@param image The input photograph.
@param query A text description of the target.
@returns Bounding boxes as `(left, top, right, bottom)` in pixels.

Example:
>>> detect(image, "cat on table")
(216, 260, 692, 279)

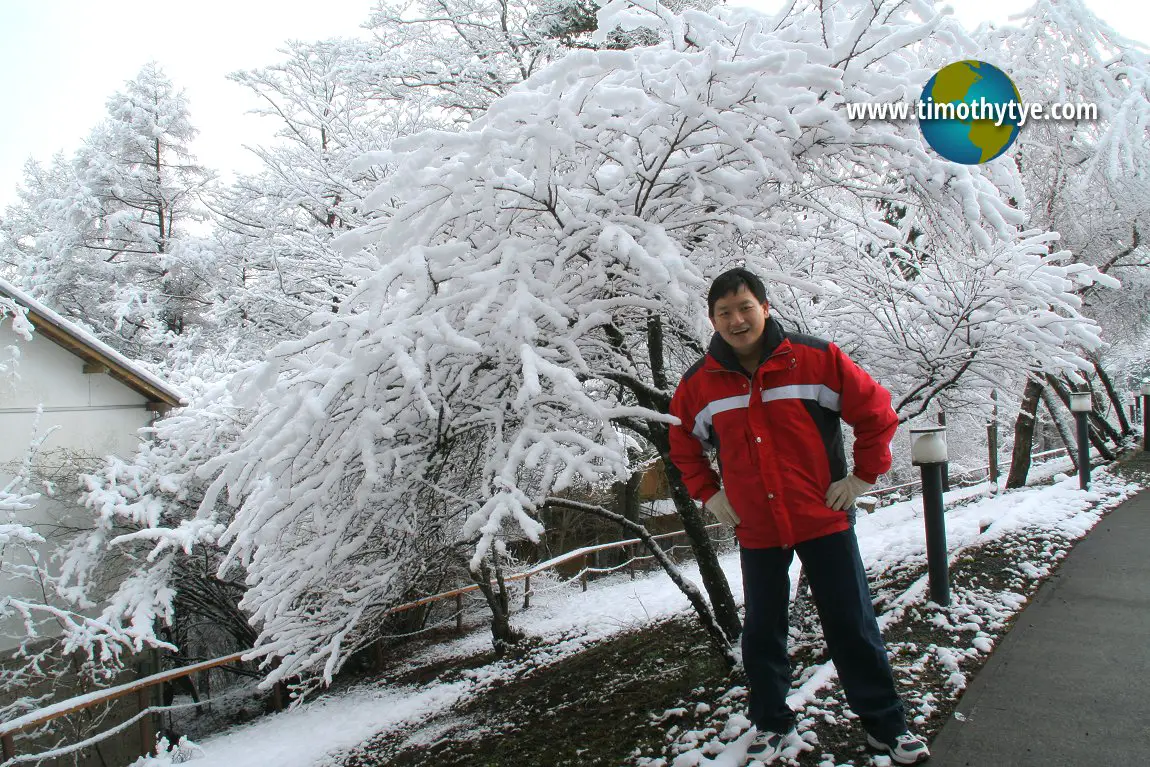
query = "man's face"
(710, 286, 769, 355)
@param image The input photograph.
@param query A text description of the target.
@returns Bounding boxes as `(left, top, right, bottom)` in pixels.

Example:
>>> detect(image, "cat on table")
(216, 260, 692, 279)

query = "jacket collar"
(708, 316, 786, 374)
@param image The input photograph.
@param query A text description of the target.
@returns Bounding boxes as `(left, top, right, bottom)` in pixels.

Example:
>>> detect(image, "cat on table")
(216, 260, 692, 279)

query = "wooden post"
(522, 575, 531, 609)
(2, 733, 16, 761)
(938, 411, 950, 492)
(272, 681, 287, 712)
(627, 544, 635, 580)
(201, 666, 212, 714)
(455, 593, 464, 633)
(137, 687, 154, 757)
(580, 554, 589, 592)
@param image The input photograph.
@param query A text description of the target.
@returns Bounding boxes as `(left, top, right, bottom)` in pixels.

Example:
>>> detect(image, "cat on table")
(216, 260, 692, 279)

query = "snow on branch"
(133, 0, 1126, 687)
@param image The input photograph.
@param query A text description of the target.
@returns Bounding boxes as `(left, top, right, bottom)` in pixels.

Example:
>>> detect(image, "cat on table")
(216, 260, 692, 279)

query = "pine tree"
(2, 63, 213, 361)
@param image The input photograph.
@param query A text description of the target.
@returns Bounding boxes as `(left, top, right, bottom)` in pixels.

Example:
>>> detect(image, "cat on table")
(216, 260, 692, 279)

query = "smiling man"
(667, 268, 929, 765)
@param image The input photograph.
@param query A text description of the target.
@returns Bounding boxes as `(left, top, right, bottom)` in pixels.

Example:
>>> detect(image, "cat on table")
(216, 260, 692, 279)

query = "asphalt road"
(928, 458, 1150, 766)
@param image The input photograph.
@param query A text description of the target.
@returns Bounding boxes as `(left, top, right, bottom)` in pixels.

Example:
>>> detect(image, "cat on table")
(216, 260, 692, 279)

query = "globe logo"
(918, 60, 1023, 164)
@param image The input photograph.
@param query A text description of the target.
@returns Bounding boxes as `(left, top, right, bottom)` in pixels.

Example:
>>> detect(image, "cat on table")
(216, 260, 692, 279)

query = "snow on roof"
(0, 277, 186, 407)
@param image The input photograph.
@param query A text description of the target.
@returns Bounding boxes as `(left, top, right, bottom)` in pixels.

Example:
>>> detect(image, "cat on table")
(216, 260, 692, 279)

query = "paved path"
(928, 460, 1150, 766)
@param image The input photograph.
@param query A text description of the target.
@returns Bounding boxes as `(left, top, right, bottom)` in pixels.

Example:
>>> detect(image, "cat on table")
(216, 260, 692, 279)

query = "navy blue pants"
(740, 527, 906, 741)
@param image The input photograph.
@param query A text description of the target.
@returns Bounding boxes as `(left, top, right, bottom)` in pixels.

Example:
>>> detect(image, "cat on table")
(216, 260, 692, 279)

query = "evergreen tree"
(1, 63, 214, 361)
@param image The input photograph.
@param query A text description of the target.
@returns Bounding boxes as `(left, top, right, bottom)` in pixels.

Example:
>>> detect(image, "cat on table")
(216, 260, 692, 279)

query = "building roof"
(0, 277, 186, 408)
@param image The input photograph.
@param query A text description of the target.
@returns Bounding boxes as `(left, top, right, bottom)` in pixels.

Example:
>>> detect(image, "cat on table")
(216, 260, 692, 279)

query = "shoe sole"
(865, 733, 930, 764)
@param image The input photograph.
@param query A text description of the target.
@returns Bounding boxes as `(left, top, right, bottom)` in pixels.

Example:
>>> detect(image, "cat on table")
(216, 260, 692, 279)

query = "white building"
(0, 278, 184, 652)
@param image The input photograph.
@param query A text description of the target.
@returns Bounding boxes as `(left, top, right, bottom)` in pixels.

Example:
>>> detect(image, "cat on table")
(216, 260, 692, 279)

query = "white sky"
(0, 0, 374, 206)
(0, 0, 1141, 209)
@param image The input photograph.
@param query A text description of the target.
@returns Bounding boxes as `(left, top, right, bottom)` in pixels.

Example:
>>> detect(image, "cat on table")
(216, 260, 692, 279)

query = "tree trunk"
(1086, 410, 1120, 457)
(988, 389, 1000, 490)
(613, 468, 644, 566)
(1039, 385, 1078, 471)
(545, 497, 737, 665)
(472, 556, 522, 656)
(1006, 377, 1044, 488)
(638, 314, 741, 642)
(1045, 375, 1119, 461)
(1094, 359, 1133, 436)
(1087, 421, 1117, 462)
(647, 424, 741, 642)
(624, 469, 643, 525)
(937, 411, 950, 491)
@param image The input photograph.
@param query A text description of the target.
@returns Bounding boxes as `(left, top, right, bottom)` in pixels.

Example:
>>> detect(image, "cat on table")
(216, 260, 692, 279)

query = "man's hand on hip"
(705, 489, 740, 526)
(825, 474, 874, 511)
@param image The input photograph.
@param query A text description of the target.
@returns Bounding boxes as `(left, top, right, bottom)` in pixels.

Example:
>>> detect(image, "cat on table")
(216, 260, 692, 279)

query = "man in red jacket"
(668, 268, 929, 765)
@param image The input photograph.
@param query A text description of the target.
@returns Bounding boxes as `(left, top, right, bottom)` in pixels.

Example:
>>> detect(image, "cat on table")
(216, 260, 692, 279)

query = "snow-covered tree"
(0, 463, 50, 724)
(64, 388, 250, 659)
(974, 0, 1150, 484)
(206, 0, 698, 350)
(1, 63, 214, 362)
(0, 153, 72, 279)
(151, 0, 1111, 688)
(46, 0, 1129, 697)
(202, 38, 434, 352)
(364, 0, 623, 122)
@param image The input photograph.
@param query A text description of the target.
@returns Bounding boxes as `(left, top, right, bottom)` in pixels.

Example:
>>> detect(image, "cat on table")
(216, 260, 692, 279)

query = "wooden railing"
(386, 523, 721, 617)
(0, 524, 720, 763)
(866, 447, 1068, 504)
(1, 652, 246, 763)
(1, 447, 1073, 762)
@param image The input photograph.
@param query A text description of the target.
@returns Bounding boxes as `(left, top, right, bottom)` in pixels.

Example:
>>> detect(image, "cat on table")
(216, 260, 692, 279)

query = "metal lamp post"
(1142, 381, 1150, 451)
(1069, 391, 1092, 490)
(911, 426, 949, 606)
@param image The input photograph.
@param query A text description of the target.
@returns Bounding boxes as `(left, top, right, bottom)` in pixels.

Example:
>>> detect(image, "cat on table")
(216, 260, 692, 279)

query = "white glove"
(704, 489, 741, 526)
(825, 474, 874, 511)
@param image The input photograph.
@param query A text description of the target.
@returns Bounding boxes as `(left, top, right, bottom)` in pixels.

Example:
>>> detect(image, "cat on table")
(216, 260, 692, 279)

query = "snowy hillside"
(132, 462, 1141, 767)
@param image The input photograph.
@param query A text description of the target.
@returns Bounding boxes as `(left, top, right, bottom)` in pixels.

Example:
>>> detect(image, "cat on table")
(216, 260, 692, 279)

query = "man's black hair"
(707, 267, 767, 316)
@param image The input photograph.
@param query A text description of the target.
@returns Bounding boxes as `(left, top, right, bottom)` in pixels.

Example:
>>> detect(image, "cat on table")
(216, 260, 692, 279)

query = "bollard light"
(1142, 382, 1150, 451)
(1069, 391, 1092, 412)
(910, 426, 948, 465)
(1070, 390, 1091, 490)
(911, 426, 950, 606)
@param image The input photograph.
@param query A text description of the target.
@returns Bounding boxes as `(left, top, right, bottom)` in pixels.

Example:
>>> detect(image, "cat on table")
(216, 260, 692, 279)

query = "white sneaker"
(745, 727, 794, 764)
(866, 730, 931, 764)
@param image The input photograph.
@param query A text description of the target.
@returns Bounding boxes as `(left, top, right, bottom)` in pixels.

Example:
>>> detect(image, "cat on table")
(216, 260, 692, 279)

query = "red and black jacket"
(668, 318, 898, 549)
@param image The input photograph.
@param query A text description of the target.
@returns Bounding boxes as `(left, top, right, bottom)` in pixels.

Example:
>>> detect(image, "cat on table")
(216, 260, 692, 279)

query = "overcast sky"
(0, 0, 374, 206)
(0, 0, 1140, 209)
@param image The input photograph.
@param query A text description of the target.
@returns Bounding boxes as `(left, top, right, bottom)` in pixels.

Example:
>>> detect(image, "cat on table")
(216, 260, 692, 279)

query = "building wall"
(1, 322, 155, 652)
(0, 323, 153, 465)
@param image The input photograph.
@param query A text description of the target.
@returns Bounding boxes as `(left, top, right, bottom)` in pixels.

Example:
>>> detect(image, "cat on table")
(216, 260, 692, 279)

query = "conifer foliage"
(1, 63, 212, 361)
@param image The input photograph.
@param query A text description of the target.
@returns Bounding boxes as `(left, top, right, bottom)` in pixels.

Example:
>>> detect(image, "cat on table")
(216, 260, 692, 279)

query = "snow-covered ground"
(132, 460, 1141, 767)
